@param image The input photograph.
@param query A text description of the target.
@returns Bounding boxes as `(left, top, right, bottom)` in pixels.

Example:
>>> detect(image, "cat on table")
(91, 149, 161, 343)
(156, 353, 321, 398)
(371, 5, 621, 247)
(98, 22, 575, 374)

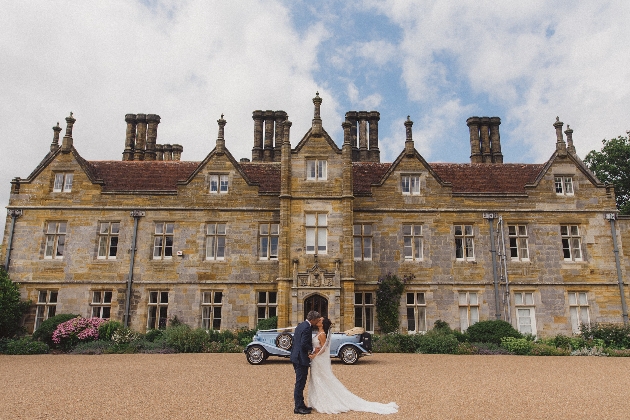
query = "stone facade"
(2, 96, 629, 337)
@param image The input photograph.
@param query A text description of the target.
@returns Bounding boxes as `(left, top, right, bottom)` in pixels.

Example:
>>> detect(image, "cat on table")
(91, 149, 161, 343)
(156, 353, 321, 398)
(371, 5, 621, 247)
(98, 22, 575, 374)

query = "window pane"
(92, 307, 100, 318)
(455, 225, 462, 236)
(355, 293, 363, 305)
(407, 307, 415, 331)
(270, 237, 278, 258)
(317, 229, 327, 252)
(93, 291, 102, 304)
(109, 237, 118, 257)
(568, 292, 577, 305)
(150, 291, 158, 303)
(578, 293, 588, 305)
(363, 225, 372, 235)
(268, 292, 277, 304)
(64, 173, 73, 191)
(102, 307, 110, 319)
(260, 237, 269, 258)
(518, 225, 527, 236)
(508, 225, 516, 236)
(164, 236, 173, 257)
(214, 292, 222, 304)
(470, 306, 479, 324)
(417, 293, 425, 305)
(48, 306, 57, 318)
(318, 214, 327, 226)
(270, 224, 279, 235)
(354, 237, 362, 259)
(98, 236, 108, 257)
(355, 307, 363, 328)
(207, 224, 216, 235)
(216, 237, 225, 258)
(260, 224, 268, 235)
(49, 291, 58, 303)
(111, 223, 120, 234)
(364, 293, 373, 305)
(515, 293, 523, 305)
(207, 237, 215, 258)
(306, 214, 315, 226)
(165, 223, 174, 234)
(54, 173, 64, 191)
(525, 293, 534, 305)
(417, 307, 426, 331)
(155, 223, 164, 234)
(403, 225, 411, 235)
(364, 238, 372, 259)
(560, 225, 568, 236)
(570, 225, 579, 236)
(160, 292, 168, 303)
(217, 224, 226, 235)
(406, 293, 414, 305)
(258, 292, 266, 304)
(459, 293, 467, 305)
(268, 307, 277, 318)
(56, 236, 65, 257)
(469, 293, 478, 305)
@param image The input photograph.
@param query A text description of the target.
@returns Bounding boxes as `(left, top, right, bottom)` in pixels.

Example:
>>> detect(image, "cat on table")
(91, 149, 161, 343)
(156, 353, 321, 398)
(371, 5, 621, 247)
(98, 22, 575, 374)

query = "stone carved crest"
(295, 260, 335, 287)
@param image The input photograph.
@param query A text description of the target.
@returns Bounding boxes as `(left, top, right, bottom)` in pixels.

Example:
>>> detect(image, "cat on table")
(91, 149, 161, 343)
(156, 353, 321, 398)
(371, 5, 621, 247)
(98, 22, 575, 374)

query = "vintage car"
(244, 327, 372, 365)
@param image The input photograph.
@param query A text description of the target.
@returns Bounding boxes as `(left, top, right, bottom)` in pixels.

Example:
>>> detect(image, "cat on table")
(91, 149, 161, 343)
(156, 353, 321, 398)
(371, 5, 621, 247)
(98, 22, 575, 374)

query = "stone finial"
(565, 124, 575, 154)
(404, 116, 414, 156)
(312, 92, 323, 135)
(51, 122, 62, 152)
(554, 116, 566, 155)
(216, 114, 226, 154)
(61, 112, 76, 153)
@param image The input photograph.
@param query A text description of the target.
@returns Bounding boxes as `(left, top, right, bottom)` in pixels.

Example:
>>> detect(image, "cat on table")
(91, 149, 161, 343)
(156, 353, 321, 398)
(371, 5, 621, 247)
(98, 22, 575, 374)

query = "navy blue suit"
(291, 320, 313, 410)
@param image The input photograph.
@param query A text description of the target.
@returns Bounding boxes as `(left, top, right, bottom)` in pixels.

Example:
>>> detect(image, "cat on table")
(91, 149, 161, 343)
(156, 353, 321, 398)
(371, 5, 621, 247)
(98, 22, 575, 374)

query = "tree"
(584, 135, 630, 215)
(0, 268, 31, 338)
(375, 273, 405, 334)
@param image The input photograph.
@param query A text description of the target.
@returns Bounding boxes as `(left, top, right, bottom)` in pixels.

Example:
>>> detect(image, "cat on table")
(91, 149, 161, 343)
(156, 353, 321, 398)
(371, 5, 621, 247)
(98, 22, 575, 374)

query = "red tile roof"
(84, 160, 544, 195)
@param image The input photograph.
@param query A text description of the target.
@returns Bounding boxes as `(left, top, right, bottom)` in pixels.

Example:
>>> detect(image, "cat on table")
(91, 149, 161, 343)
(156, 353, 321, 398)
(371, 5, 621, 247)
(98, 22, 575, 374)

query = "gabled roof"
(352, 162, 391, 195)
(239, 162, 281, 194)
(431, 163, 544, 194)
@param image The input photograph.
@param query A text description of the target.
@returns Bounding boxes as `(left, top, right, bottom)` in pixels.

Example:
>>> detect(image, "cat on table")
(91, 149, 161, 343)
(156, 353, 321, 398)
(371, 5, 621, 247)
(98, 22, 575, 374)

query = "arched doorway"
(304, 294, 328, 319)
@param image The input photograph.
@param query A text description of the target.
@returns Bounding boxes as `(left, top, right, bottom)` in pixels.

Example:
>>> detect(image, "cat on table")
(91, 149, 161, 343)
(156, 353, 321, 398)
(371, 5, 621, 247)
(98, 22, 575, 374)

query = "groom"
(290, 310, 320, 415)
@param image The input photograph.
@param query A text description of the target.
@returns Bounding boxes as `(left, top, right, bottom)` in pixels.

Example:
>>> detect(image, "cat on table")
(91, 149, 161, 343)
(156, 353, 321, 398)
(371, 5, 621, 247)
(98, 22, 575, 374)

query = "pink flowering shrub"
(52, 316, 107, 351)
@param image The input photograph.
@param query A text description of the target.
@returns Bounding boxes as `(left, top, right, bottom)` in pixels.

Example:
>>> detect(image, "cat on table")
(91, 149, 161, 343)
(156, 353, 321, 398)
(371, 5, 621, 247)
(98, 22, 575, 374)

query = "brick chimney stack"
(61, 112, 75, 153)
(145, 114, 160, 161)
(50, 122, 62, 153)
(467, 116, 503, 163)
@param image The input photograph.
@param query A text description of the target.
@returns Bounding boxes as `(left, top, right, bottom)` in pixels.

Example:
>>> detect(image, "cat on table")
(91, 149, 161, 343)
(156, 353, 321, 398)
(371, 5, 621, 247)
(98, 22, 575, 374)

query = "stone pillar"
(263, 110, 275, 162)
(467, 117, 482, 163)
(312, 92, 323, 136)
(123, 114, 137, 161)
(274, 111, 287, 162)
(404, 116, 414, 156)
(50, 122, 62, 152)
(172, 144, 183, 161)
(252, 110, 264, 162)
(134, 113, 147, 161)
(61, 112, 75, 153)
(480, 117, 491, 163)
(216, 114, 226, 155)
(163, 144, 173, 161)
(145, 114, 160, 161)
(489, 117, 503, 163)
(565, 125, 575, 154)
(358, 111, 368, 161)
(368, 111, 380, 162)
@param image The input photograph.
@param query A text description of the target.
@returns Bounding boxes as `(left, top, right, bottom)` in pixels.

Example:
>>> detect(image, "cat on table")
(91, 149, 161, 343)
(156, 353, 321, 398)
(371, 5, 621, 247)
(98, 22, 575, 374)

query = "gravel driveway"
(1, 353, 629, 419)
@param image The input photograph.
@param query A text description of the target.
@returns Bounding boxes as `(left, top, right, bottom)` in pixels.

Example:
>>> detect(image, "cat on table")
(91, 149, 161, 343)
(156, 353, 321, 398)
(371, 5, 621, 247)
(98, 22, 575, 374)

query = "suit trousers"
(293, 363, 310, 409)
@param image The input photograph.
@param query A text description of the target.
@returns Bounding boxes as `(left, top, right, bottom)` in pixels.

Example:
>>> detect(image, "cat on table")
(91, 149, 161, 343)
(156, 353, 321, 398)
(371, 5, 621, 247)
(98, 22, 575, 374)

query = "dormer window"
(555, 176, 573, 195)
(306, 160, 327, 181)
(210, 175, 229, 193)
(401, 175, 420, 195)
(53, 173, 73, 192)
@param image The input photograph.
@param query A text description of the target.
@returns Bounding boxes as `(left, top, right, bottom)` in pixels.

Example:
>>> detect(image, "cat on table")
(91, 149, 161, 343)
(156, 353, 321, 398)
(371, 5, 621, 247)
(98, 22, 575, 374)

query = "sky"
(1, 0, 630, 242)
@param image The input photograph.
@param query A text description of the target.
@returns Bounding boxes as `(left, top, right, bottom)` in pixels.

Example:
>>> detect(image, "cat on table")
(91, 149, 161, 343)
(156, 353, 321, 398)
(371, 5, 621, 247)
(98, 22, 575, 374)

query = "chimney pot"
(565, 124, 575, 154)
(163, 144, 173, 161)
(467, 116, 482, 163)
(134, 114, 147, 161)
(51, 122, 62, 152)
(155, 144, 164, 161)
(404, 116, 414, 156)
(123, 114, 137, 161)
(172, 144, 183, 161)
(216, 114, 226, 154)
(145, 114, 160, 161)
(554, 117, 567, 155)
(489, 117, 502, 163)
(252, 110, 264, 162)
(61, 112, 75, 153)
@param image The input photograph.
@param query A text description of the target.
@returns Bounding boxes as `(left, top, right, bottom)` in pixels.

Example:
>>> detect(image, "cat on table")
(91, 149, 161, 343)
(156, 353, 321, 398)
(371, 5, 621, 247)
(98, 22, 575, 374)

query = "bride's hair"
(322, 317, 333, 335)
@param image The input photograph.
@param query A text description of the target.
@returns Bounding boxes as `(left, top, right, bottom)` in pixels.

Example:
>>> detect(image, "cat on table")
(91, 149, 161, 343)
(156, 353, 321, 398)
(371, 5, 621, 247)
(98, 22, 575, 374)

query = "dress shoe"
(294, 407, 311, 415)
(304, 406, 313, 411)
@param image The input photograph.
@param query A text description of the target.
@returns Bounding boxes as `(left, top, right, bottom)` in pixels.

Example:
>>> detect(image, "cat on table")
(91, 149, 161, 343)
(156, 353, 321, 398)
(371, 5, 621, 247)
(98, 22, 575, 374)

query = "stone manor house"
(2, 93, 629, 336)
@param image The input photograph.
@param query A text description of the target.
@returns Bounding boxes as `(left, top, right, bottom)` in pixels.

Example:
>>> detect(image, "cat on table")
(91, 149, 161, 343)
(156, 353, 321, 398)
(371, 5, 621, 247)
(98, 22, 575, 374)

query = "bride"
(307, 317, 399, 415)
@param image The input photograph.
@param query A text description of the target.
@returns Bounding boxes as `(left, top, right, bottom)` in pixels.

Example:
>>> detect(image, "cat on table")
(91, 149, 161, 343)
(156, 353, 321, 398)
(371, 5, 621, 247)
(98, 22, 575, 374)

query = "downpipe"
(124, 210, 144, 327)
(607, 214, 628, 324)
(4, 209, 22, 272)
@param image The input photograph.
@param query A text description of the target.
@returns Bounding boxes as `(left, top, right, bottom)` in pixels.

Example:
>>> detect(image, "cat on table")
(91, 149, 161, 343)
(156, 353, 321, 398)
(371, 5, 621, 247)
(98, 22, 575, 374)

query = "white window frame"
(35, 290, 58, 330)
(561, 225, 582, 261)
(147, 290, 169, 329)
(406, 292, 427, 333)
(306, 159, 327, 181)
(508, 224, 529, 261)
(91, 290, 112, 319)
(514, 291, 536, 335)
(210, 174, 229, 194)
(206, 223, 226, 260)
(458, 292, 479, 331)
(401, 175, 420, 195)
(354, 292, 374, 332)
(257, 291, 277, 322)
(201, 291, 223, 330)
(153, 222, 174, 260)
(353, 224, 373, 261)
(555, 176, 574, 196)
(97, 222, 120, 259)
(568, 291, 590, 333)
(53, 172, 73, 192)
(455, 225, 475, 261)
(259, 223, 279, 260)
(403, 224, 423, 261)
(306, 213, 327, 254)
(44, 221, 67, 259)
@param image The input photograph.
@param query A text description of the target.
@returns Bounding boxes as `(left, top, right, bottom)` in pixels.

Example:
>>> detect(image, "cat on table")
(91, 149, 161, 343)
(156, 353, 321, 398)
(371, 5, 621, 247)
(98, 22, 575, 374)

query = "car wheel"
(246, 345, 267, 365)
(339, 345, 359, 364)
(275, 332, 293, 350)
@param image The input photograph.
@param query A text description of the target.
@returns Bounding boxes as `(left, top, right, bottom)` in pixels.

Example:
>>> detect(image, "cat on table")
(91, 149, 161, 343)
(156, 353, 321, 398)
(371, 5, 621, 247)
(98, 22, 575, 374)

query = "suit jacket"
(290, 320, 313, 366)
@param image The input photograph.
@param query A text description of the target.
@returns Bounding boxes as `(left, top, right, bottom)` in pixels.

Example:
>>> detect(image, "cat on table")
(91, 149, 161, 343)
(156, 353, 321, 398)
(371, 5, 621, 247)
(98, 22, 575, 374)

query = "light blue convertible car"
(244, 328, 372, 365)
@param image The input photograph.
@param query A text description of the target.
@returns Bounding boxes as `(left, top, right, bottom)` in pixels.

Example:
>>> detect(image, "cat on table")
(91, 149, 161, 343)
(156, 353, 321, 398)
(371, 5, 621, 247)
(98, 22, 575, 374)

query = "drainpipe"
(484, 212, 501, 319)
(4, 209, 23, 272)
(606, 213, 628, 324)
(124, 210, 145, 327)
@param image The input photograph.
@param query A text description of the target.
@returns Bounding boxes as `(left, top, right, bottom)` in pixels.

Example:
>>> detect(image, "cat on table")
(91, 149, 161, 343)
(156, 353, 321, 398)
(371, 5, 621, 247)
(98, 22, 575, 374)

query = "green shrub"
(529, 343, 570, 356)
(375, 274, 405, 334)
(98, 320, 123, 341)
(372, 334, 402, 353)
(500, 337, 533, 355)
(72, 340, 115, 355)
(466, 320, 522, 345)
(551, 334, 587, 351)
(416, 330, 459, 354)
(4, 336, 49, 355)
(605, 348, 630, 357)
(580, 323, 630, 349)
(164, 325, 210, 353)
(111, 327, 139, 344)
(455, 342, 478, 355)
(237, 327, 256, 346)
(144, 328, 163, 342)
(32, 313, 80, 347)
(256, 316, 277, 331)
(0, 337, 10, 353)
(0, 268, 31, 338)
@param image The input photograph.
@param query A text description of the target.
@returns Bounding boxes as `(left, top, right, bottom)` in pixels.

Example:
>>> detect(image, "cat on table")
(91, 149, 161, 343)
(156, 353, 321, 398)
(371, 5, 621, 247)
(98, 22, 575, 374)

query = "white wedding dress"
(308, 332, 399, 414)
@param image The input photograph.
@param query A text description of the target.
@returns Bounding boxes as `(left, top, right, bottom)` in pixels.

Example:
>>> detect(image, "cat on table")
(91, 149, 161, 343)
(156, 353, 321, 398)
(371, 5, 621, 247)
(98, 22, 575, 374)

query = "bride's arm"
(310, 332, 326, 356)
